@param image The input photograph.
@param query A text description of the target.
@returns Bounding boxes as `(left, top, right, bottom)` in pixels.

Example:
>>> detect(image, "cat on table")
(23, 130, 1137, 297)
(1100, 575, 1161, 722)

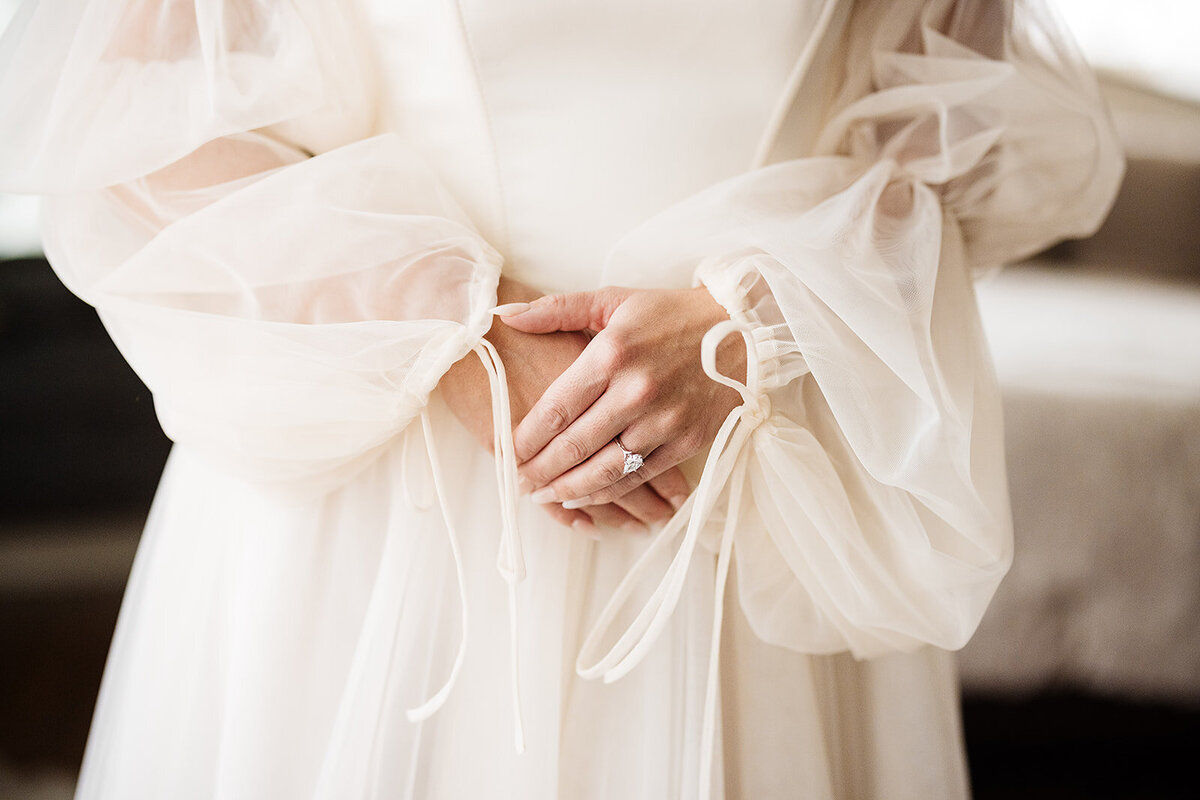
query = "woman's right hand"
(439, 277, 690, 535)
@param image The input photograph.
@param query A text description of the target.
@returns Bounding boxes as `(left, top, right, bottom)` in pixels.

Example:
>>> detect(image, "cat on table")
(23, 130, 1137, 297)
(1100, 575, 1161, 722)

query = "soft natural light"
(1054, 0, 1200, 102)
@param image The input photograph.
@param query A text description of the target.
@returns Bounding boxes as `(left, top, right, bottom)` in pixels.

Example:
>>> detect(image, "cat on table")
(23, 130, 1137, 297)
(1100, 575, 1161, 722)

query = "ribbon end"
(405, 700, 439, 724)
(602, 665, 631, 685)
(575, 663, 603, 681)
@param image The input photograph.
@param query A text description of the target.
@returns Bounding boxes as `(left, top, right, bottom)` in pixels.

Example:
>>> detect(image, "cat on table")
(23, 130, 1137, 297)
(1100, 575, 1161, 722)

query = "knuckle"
(560, 436, 588, 465)
(540, 401, 571, 433)
(679, 428, 706, 454)
(598, 461, 625, 485)
(660, 404, 687, 432)
(595, 336, 625, 371)
(519, 463, 545, 487)
(626, 373, 657, 406)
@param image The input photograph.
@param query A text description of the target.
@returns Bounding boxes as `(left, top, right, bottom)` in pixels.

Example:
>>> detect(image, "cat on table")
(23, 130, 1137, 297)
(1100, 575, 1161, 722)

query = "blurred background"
(1, 1, 1198, 798)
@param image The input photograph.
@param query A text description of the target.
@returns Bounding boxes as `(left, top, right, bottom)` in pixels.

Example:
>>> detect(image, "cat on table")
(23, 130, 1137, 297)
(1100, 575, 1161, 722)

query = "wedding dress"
(0, 1, 1121, 798)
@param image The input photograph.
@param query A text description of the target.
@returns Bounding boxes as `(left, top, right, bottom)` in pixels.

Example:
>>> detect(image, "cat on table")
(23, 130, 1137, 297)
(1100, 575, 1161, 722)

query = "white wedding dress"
(0, 1, 1122, 798)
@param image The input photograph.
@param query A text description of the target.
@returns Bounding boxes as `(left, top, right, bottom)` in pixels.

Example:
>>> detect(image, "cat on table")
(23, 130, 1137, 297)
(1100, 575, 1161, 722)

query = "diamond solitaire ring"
(614, 436, 645, 476)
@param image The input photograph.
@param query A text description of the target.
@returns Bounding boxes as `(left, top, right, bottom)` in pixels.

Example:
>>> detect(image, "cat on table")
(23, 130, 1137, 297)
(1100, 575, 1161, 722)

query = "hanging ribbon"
(575, 317, 771, 800)
(405, 334, 527, 753)
(316, 324, 529, 797)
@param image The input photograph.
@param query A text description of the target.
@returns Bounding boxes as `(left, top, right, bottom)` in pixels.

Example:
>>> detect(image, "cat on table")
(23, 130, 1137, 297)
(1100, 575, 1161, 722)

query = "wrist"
(486, 275, 544, 349)
(496, 274, 543, 306)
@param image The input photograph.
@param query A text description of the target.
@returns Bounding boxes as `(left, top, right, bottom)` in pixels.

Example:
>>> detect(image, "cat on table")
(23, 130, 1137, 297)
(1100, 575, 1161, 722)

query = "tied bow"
(575, 318, 773, 800)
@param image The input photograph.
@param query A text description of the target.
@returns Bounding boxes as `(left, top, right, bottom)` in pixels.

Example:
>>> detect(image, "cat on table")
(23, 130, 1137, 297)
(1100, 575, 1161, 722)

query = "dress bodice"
(364, 0, 819, 292)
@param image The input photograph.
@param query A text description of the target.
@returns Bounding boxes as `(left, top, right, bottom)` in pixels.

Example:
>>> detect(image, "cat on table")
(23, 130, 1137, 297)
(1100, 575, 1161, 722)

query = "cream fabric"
(0, 1, 1121, 798)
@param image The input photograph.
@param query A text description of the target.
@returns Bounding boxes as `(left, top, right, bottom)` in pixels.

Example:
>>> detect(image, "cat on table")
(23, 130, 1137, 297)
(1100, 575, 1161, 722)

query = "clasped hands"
(439, 276, 746, 536)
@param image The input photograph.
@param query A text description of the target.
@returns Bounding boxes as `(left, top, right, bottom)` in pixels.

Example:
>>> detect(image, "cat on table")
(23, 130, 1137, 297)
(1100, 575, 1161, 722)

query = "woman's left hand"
(500, 286, 747, 509)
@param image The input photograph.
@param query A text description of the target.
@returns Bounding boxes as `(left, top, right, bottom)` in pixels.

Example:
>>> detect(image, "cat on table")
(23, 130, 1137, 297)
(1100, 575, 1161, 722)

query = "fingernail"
(622, 520, 648, 534)
(493, 302, 531, 317)
(572, 519, 600, 541)
(561, 497, 590, 510)
(669, 495, 688, 511)
(530, 487, 557, 504)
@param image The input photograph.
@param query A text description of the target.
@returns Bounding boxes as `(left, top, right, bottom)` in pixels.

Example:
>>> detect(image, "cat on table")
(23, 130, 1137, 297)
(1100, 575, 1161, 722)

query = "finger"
(646, 466, 691, 512)
(584, 502, 646, 534)
(538, 501, 600, 539)
(562, 437, 694, 508)
(499, 287, 630, 334)
(612, 485, 674, 527)
(542, 424, 662, 505)
(519, 392, 629, 490)
(587, 438, 695, 506)
(511, 346, 609, 463)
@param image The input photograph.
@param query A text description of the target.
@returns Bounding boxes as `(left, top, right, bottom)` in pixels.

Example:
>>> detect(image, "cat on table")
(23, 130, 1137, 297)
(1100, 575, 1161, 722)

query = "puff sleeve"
(579, 0, 1124, 679)
(0, 0, 506, 493)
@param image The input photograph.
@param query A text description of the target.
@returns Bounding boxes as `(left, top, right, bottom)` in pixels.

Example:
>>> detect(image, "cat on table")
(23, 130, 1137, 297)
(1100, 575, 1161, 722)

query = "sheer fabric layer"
(587, 0, 1121, 667)
(0, 0, 1123, 798)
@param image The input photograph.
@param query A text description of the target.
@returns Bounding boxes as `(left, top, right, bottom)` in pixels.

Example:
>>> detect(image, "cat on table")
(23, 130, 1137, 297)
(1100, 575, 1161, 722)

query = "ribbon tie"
(575, 318, 769, 800)
(315, 331, 528, 796)
(407, 336, 528, 753)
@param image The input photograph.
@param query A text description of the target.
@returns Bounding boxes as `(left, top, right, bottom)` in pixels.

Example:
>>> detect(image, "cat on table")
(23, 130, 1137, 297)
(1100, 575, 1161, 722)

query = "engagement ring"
(614, 436, 645, 475)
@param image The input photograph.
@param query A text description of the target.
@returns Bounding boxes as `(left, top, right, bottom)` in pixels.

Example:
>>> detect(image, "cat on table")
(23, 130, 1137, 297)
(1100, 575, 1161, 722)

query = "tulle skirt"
(75, 390, 970, 800)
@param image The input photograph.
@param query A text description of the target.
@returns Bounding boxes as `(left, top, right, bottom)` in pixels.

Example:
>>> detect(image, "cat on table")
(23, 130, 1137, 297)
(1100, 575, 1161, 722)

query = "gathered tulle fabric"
(590, 0, 1121, 659)
(42, 134, 504, 492)
(577, 4, 1120, 792)
(0, 0, 1123, 797)
(9, 0, 535, 770)
(0, 0, 377, 192)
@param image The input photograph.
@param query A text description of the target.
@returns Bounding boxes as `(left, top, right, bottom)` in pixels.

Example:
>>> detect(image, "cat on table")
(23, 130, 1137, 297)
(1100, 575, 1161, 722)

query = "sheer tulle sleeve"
(0, 0, 375, 191)
(0, 0, 505, 493)
(581, 0, 1124, 678)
